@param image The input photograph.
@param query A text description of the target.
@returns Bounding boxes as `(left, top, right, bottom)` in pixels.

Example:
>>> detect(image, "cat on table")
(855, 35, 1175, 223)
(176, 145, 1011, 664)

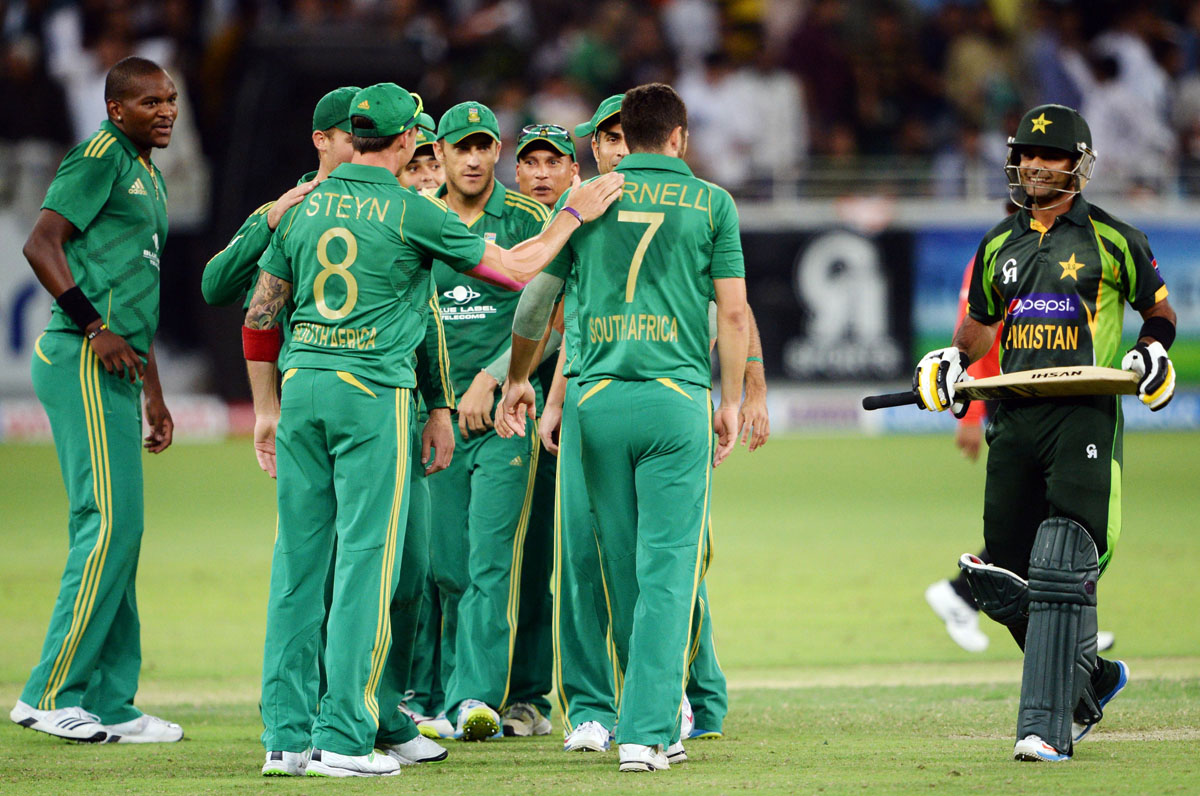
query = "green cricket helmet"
(1005, 104, 1096, 209)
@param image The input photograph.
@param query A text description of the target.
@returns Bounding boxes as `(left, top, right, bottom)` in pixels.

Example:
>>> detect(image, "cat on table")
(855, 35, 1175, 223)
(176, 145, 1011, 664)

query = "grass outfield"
(1, 432, 1197, 793)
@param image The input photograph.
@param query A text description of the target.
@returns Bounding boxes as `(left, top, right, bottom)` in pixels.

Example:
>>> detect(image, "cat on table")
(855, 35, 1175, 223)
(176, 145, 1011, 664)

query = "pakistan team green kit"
(966, 195, 1167, 575)
(21, 120, 168, 724)
(552, 153, 744, 746)
(426, 180, 551, 721)
(257, 161, 485, 756)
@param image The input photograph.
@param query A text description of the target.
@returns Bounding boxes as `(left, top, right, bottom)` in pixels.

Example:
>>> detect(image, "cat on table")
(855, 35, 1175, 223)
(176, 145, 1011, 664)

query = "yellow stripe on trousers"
(551, 437, 571, 729)
(364, 389, 409, 725)
(498, 435, 540, 711)
(678, 390, 713, 719)
(41, 344, 115, 709)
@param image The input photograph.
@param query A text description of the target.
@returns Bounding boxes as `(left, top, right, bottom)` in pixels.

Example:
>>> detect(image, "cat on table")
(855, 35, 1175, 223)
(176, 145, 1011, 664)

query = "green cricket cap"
(516, 124, 576, 159)
(574, 94, 623, 137)
(437, 101, 500, 144)
(1008, 104, 1092, 157)
(350, 83, 423, 138)
(415, 112, 436, 133)
(312, 86, 361, 133)
(413, 126, 435, 153)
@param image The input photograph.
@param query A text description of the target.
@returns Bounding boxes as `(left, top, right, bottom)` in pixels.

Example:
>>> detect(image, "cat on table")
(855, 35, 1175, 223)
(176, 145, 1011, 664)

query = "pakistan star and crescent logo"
(1030, 113, 1053, 134)
(1059, 253, 1085, 280)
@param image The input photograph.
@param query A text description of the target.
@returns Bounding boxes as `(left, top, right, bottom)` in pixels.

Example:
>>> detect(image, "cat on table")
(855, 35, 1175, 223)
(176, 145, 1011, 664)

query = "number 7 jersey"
(546, 153, 745, 389)
(260, 162, 486, 387)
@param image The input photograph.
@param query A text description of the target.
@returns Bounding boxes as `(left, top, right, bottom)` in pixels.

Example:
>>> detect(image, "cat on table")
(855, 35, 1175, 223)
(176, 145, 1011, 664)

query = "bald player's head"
(104, 56, 166, 102)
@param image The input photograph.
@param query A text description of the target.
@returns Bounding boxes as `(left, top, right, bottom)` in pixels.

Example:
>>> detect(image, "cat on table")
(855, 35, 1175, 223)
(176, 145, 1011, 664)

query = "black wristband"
(56, 286, 101, 331)
(1138, 315, 1176, 350)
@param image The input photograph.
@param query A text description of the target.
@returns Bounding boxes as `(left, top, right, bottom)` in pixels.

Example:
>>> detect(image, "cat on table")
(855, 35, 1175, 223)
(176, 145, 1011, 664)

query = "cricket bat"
(862, 366, 1138, 410)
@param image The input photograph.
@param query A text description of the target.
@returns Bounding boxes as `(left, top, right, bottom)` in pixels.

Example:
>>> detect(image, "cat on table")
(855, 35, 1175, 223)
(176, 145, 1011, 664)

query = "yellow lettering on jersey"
(588, 314, 679, 344)
(638, 182, 661, 205)
(677, 185, 691, 207)
(356, 196, 372, 218)
(324, 193, 338, 216)
(293, 322, 379, 350)
(306, 193, 322, 216)
(370, 199, 390, 222)
(1005, 323, 1079, 351)
(335, 195, 353, 219)
(692, 187, 708, 212)
(621, 180, 636, 203)
(659, 184, 680, 206)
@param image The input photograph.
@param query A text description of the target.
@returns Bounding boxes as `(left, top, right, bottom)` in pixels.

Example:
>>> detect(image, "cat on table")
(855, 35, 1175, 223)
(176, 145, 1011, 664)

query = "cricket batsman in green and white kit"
(914, 103, 1176, 762)
(242, 82, 624, 777)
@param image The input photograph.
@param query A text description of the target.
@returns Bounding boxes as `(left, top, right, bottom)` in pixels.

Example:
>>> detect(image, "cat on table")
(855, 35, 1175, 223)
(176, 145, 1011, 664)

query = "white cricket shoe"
(666, 741, 687, 764)
(262, 750, 309, 776)
(1097, 630, 1115, 652)
(563, 721, 610, 752)
(618, 743, 669, 772)
(379, 735, 448, 765)
(104, 713, 183, 743)
(503, 702, 552, 737)
(305, 749, 400, 777)
(10, 701, 108, 743)
(417, 711, 455, 739)
(1013, 734, 1070, 762)
(680, 694, 694, 740)
(455, 699, 501, 741)
(925, 579, 989, 652)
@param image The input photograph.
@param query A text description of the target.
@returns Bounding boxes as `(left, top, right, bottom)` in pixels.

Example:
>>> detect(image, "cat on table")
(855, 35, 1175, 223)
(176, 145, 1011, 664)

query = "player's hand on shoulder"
(1122, 341, 1175, 411)
(267, 179, 319, 230)
(458, 370, 499, 440)
(914, 346, 972, 417)
(87, 323, 145, 383)
(563, 172, 625, 222)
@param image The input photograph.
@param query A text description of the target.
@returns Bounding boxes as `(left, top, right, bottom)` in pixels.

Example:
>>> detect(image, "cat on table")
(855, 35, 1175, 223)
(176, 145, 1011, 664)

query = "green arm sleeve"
(42, 146, 117, 233)
(709, 188, 746, 279)
(201, 202, 276, 306)
(511, 271, 565, 340)
(1122, 230, 1168, 311)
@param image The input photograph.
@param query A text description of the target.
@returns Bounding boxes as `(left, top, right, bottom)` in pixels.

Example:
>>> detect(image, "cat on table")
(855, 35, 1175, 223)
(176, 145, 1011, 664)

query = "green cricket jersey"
(431, 180, 550, 398)
(547, 153, 744, 388)
(201, 170, 317, 307)
(967, 197, 1168, 373)
(259, 162, 485, 388)
(42, 120, 168, 354)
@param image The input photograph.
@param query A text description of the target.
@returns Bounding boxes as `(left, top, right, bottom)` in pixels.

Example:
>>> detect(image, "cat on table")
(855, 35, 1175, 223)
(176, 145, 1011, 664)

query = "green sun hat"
(516, 123, 576, 159)
(312, 86, 361, 133)
(574, 94, 623, 137)
(437, 101, 500, 144)
(350, 83, 423, 137)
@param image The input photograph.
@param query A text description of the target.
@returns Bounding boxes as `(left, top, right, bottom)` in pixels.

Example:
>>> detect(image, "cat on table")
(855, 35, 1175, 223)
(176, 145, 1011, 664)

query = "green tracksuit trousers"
(21, 332, 147, 725)
(576, 378, 713, 748)
(429, 418, 539, 721)
(406, 570, 443, 717)
(260, 370, 411, 756)
(505, 447, 556, 717)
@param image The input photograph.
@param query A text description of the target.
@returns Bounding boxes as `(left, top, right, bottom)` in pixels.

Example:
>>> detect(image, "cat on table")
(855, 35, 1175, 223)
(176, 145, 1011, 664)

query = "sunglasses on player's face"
(521, 123, 569, 139)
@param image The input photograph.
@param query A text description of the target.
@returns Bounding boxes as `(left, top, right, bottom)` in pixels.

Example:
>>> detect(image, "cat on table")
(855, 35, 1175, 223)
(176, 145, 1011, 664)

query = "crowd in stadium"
(6, 1, 1200, 198)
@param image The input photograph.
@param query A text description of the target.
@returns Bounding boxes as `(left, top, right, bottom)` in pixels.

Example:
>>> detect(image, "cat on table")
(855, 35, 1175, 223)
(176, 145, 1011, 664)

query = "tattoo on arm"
(245, 271, 292, 330)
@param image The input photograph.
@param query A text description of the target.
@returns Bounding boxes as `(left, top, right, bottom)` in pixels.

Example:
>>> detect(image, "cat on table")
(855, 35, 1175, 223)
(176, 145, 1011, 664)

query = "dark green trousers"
(21, 332, 146, 725)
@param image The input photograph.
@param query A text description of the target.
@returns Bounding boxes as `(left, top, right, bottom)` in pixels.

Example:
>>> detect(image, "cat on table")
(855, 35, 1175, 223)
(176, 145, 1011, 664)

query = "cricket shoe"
(305, 749, 400, 777)
(1013, 735, 1071, 762)
(502, 702, 552, 737)
(1097, 630, 1115, 653)
(925, 579, 989, 652)
(10, 701, 107, 743)
(379, 735, 448, 765)
(104, 713, 183, 743)
(680, 694, 694, 740)
(417, 712, 455, 739)
(688, 728, 724, 739)
(262, 750, 309, 776)
(1073, 660, 1129, 743)
(618, 743, 669, 772)
(666, 741, 687, 764)
(456, 700, 501, 741)
(563, 721, 610, 752)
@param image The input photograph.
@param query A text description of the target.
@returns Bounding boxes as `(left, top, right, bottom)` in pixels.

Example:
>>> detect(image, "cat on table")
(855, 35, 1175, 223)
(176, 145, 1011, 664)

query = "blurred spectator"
(782, 0, 857, 145)
(661, 0, 719, 72)
(677, 51, 756, 190)
(931, 121, 1008, 199)
(0, 35, 71, 146)
(1019, 3, 1084, 109)
(943, 5, 1018, 129)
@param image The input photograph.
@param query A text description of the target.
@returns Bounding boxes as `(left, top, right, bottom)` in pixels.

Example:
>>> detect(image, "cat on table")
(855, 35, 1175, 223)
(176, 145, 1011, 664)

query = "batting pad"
(958, 554, 1029, 628)
(1017, 517, 1099, 754)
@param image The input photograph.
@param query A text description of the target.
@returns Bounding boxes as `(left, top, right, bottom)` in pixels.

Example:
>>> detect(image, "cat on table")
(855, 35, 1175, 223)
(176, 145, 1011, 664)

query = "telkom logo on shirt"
(443, 285, 481, 305)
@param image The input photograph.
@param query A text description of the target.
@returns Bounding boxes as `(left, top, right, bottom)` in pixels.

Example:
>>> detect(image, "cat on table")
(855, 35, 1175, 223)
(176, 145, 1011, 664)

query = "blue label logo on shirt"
(1007, 293, 1078, 319)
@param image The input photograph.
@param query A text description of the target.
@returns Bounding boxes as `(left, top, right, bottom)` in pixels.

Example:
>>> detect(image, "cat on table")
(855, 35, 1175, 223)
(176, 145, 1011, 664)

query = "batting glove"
(1122, 340, 1175, 411)
(914, 346, 972, 417)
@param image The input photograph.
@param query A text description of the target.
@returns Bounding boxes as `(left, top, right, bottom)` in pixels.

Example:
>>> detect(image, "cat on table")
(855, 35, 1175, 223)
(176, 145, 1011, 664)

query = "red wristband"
(243, 326, 282, 361)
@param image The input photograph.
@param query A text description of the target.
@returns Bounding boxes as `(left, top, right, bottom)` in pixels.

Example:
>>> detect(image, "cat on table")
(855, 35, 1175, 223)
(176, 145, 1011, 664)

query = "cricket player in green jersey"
(422, 101, 561, 742)
(10, 56, 183, 745)
(502, 83, 748, 773)
(914, 104, 1176, 763)
(400, 124, 444, 194)
(244, 83, 623, 775)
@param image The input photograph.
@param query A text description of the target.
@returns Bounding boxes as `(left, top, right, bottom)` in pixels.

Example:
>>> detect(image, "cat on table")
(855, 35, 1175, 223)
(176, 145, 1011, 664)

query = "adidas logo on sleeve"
(128, 178, 148, 196)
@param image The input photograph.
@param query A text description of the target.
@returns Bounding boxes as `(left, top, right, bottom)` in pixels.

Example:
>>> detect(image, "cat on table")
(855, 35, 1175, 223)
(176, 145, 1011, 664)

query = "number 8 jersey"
(547, 153, 745, 389)
(260, 162, 486, 387)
